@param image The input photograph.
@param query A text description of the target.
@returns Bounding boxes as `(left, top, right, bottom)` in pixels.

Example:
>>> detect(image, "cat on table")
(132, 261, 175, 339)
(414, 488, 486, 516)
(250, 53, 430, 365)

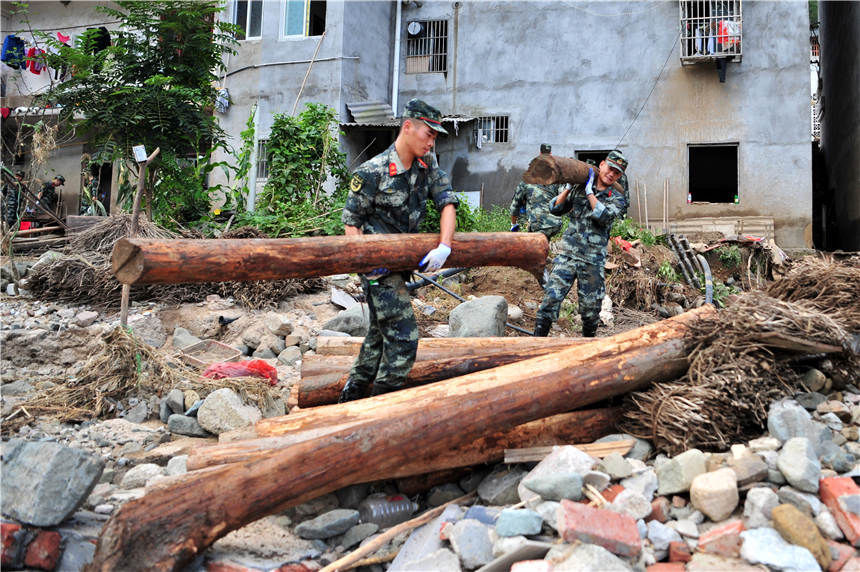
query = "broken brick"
(648, 496, 671, 523)
(1, 523, 22, 568)
(669, 541, 692, 563)
(828, 539, 856, 572)
(24, 530, 61, 571)
(842, 557, 860, 572)
(600, 484, 626, 504)
(558, 499, 642, 557)
(646, 563, 686, 572)
(697, 519, 745, 557)
(820, 477, 860, 547)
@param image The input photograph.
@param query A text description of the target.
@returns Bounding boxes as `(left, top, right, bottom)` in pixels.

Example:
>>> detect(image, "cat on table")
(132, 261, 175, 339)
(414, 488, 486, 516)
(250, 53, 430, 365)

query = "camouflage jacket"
(342, 143, 458, 234)
(550, 181, 628, 264)
(509, 182, 564, 235)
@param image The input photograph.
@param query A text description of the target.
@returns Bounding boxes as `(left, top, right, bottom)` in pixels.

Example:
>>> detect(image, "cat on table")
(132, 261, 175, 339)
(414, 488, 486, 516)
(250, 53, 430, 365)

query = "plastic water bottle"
(358, 495, 419, 529)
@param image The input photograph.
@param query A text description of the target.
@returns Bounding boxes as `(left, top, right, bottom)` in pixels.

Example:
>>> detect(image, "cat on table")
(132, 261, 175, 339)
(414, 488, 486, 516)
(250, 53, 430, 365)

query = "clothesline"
(0, 20, 120, 35)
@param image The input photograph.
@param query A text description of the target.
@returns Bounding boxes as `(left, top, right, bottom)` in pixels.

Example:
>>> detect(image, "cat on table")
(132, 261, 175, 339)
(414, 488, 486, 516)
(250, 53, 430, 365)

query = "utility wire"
(615, 31, 680, 149)
(0, 20, 121, 35)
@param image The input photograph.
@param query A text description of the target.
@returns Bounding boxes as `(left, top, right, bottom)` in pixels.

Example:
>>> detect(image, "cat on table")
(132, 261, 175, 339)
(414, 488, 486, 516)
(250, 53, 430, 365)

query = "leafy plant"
(716, 245, 742, 268)
(421, 198, 511, 233)
(611, 217, 657, 246)
(710, 280, 739, 308)
(657, 261, 681, 282)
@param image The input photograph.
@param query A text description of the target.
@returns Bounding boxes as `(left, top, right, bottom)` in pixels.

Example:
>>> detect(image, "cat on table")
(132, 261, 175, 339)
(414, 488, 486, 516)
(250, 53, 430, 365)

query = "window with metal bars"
(234, 0, 263, 40)
(679, 0, 742, 63)
(256, 139, 270, 179)
(473, 116, 510, 147)
(406, 20, 448, 74)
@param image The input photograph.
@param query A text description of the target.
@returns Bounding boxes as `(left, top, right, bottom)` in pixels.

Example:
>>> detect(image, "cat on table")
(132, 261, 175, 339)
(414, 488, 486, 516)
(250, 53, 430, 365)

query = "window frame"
(473, 115, 510, 147)
(256, 138, 271, 180)
(405, 19, 449, 74)
(233, 0, 263, 41)
(687, 142, 739, 204)
(280, 0, 325, 40)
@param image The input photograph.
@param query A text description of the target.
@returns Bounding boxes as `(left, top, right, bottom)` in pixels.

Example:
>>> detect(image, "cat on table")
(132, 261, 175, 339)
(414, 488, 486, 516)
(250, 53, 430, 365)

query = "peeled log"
(89, 306, 713, 571)
(187, 407, 620, 472)
(299, 341, 588, 407)
(111, 232, 548, 285)
(522, 154, 624, 193)
(314, 336, 584, 358)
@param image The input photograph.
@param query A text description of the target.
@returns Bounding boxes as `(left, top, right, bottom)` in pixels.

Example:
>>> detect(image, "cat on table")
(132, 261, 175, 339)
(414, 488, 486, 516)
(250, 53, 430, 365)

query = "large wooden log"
(314, 336, 584, 358)
(89, 307, 712, 571)
(299, 341, 589, 407)
(186, 407, 620, 472)
(111, 232, 548, 285)
(522, 154, 624, 193)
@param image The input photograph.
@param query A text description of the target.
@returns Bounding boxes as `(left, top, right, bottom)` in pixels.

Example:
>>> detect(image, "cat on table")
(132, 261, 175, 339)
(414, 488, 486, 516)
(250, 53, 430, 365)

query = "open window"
(406, 20, 448, 73)
(688, 144, 738, 203)
(473, 116, 509, 148)
(284, 0, 326, 37)
(256, 139, 271, 180)
(575, 150, 612, 166)
(234, 0, 262, 40)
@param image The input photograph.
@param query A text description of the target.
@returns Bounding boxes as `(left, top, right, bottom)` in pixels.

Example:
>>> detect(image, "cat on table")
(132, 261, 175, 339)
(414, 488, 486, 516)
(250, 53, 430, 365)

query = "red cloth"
(19, 222, 32, 231)
(202, 360, 279, 386)
(26, 47, 45, 74)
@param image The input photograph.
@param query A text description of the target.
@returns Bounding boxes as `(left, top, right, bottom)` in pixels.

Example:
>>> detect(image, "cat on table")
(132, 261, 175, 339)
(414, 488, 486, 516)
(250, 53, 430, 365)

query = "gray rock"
(120, 463, 163, 489)
(777, 437, 821, 493)
(57, 531, 96, 572)
(335, 483, 369, 509)
(599, 452, 634, 480)
(595, 434, 652, 461)
(278, 346, 302, 366)
(821, 412, 844, 432)
(739, 527, 820, 571)
(166, 455, 188, 476)
(1, 380, 35, 395)
(657, 449, 707, 495)
(323, 304, 370, 336)
(743, 486, 779, 528)
(522, 472, 583, 502)
(252, 346, 277, 359)
(165, 388, 186, 415)
(668, 518, 699, 538)
(689, 468, 739, 522)
(340, 522, 378, 549)
(196, 387, 262, 435)
(795, 392, 827, 411)
(820, 440, 855, 473)
(172, 327, 201, 349)
(621, 468, 659, 501)
(478, 466, 527, 505)
(124, 401, 149, 423)
(778, 486, 822, 516)
(185, 399, 203, 417)
(295, 508, 360, 539)
(647, 520, 683, 551)
(260, 397, 286, 419)
(840, 494, 860, 515)
(159, 399, 172, 423)
(317, 329, 350, 337)
(167, 414, 211, 437)
(553, 542, 633, 571)
(534, 501, 561, 532)
(448, 519, 494, 569)
(727, 453, 769, 486)
(265, 313, 293, 336)
(389, 504, 463, 571)
(584, 470, 611, 491)
(519, 445, 596, 505)
(427, 483, 464, 507)
(127, 313, 167, 348)
(1, 439, 104, 526)
(611, 488, 652, 520)
(507, 305, 524, 321)
(495, 508, 543, 537)
(815, 507, 844, 539)
(463, 505, 500, 525)
(749, 436, 782, 452)
(802, 368, 827, 392)
(767, 399, 829, 453)
(330, 286, 359, 310)
(74, 310, 99, 327)
(399, 548, 461, 572)
(448, 296, 508, 337)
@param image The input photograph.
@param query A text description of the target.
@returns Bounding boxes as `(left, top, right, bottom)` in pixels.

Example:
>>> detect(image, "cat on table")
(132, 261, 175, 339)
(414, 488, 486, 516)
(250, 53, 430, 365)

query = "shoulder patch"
(350, 174, 363, 192)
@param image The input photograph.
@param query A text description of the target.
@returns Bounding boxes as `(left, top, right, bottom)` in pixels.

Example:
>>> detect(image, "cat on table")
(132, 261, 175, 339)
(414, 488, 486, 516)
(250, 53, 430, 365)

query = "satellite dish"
(407, 21, 423, 35)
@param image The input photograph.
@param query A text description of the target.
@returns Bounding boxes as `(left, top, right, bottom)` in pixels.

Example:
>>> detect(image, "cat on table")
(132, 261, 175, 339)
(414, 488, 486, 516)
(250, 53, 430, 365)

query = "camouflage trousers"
(348, 272, 419, 393)
(536, 253, 605, 329)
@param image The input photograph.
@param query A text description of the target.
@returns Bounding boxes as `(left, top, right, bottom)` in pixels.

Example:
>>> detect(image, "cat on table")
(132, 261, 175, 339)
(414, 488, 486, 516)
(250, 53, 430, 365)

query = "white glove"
(419, 243, 451, 272)
(584, 168, 595, 196)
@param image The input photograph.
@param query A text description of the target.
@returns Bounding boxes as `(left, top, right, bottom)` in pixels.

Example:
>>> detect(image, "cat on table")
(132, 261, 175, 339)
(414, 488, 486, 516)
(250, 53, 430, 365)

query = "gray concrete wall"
(397, 0, 813, 248)
(819, 2, 860, 251)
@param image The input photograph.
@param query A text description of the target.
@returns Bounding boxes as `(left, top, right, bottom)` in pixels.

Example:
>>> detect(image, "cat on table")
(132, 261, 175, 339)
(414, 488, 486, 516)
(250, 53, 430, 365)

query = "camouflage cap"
(402, 98, 448, 135)
(606, 150, 628, 173)
(54, 174, 65, 184)
(540, 143, 552, 154)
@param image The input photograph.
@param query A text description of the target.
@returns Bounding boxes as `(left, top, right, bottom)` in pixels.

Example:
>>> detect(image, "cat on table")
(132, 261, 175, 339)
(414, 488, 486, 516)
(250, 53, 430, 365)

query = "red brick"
(511, 560, 554, 572)
(842, 557, 860, 572)
(648, 496, 671, 523)
(558, 499, 642, 557)
(646, 563, 686, 572)
(828, 540, 857, 572)
(697, 519, 745, 557)
(668, 541, 692, 563)
(821, 477, 860, 547)
(24, 530, 61, 571)
(1, 523, 22, 567)
(600, 484, 626, 503)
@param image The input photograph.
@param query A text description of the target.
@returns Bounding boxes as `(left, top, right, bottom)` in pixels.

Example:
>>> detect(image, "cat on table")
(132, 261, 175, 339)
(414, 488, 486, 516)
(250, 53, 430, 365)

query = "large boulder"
(1, 440, 104, 526)
(196, 388, 262, 435)
(448, 296, 508, 337)
(323, 304, 370, 336)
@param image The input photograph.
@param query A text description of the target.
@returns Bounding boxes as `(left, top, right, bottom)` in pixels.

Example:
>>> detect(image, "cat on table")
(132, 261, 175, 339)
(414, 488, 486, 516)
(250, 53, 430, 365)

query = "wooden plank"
(504, 440, 635, 464)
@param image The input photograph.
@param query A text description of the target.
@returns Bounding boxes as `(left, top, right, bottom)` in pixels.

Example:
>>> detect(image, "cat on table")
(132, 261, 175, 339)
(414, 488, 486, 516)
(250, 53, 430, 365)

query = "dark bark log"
(88, 307, 713, 571)
(111, 232, 549, 285)
(522, 154, 624, 193)
(299, 341, 588, 407)
(314, 336, 584, 358)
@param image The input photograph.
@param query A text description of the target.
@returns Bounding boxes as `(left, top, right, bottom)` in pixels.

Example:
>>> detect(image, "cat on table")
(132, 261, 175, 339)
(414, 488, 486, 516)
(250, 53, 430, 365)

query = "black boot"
(533, 317, 551, 337)
(370, 382, 403, 397)
(582, 321, 598, 338)
(338, 378, 369, 403)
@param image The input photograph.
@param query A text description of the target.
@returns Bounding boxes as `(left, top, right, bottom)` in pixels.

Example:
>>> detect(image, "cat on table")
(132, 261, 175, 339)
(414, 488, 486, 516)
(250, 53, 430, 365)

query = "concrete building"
(817, 2, 860, 251)
(217, 0, 815, 248)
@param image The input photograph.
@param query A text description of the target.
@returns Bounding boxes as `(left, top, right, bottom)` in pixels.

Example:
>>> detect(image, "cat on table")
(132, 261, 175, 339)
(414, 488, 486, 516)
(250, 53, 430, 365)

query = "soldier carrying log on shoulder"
(338, 99, 459, 402)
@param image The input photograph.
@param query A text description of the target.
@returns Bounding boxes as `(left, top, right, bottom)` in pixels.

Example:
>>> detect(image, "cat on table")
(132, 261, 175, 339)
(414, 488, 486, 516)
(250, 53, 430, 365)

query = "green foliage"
(710, 280, 739, 308)
(35, 1, 238, 221)
(716, 245, 742, 268)
(151, 148, 231, 227)
(225, 104, 257, 212)
(657, 261, 681, 282)
(809, 0, 818, 23)
(610, 217, 657, 246)
(421, 198, 511, 233)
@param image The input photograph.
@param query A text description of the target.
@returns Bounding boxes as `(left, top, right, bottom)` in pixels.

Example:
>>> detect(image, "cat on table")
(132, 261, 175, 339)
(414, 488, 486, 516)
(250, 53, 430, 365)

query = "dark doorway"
(575, 150, 612, 166)
(688, 144, 738, 203)
(343, 128, 396, 168)
(308, 1, 326, 36)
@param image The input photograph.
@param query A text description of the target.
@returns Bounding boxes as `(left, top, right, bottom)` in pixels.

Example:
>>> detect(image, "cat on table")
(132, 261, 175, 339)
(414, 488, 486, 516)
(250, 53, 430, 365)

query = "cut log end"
(111, 238, 144, 285)
(522, 155, 557, 185)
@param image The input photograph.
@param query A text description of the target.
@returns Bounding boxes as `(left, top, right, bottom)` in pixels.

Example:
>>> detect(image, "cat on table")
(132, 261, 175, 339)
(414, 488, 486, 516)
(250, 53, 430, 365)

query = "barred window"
(256, 139, 270, 179)
(473, 116, 510, 147)
(234, 0, 262, 40)
(406, 20, 448, 74)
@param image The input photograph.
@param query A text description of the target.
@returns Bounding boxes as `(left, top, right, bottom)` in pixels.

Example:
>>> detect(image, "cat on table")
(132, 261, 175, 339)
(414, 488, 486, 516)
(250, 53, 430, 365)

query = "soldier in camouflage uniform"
(509, 144, 564, 241)
(534, 150, 629, 338)
(339, 99, 458, 402)
(1, 171, 25, 230)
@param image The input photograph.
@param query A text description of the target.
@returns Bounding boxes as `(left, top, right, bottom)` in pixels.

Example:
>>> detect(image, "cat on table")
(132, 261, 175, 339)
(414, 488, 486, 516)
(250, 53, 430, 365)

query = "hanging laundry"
(26, 47, 46, 75)
(57, 31, 70, 44)
(214, 87, 230, 113)
(52, 31, 71, 80)
(2, 35, 26, 69)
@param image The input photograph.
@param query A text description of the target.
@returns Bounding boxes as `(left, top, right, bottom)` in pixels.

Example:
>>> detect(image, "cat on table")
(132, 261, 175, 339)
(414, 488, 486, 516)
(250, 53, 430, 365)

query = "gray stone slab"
(474, 540, 553, 572)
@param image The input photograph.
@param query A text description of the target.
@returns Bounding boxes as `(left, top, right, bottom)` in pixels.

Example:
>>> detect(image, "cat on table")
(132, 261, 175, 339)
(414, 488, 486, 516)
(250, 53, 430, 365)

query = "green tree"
(36, 1, 238, 223)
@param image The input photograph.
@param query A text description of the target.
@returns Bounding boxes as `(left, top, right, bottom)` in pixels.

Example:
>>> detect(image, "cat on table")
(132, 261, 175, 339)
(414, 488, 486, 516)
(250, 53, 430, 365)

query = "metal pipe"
(406, 267, 466, 290)
(696, 254, 714, 305)
(414, 271, 534, 336)
(667, 234, 698, 289)
(391, 0, 402, 116)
